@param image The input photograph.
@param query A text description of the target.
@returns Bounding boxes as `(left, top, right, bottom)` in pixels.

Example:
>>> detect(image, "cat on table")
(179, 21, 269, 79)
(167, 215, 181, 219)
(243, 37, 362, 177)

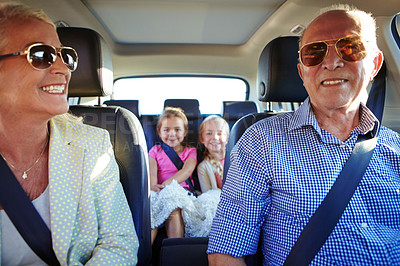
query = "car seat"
(223, 36, 308, 180)
(104, 99, 140, 118)
(222, 100, 258, 129)
(57, 27, 151, 265)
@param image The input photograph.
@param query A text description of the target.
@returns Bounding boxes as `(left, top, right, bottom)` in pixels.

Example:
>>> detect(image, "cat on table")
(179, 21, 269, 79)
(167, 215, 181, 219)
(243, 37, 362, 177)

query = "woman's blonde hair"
(0, 2, 55, 52)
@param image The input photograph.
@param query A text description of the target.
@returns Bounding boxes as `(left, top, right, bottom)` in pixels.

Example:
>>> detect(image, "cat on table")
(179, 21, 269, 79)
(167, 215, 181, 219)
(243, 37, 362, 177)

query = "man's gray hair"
(300, 4, 379, 54)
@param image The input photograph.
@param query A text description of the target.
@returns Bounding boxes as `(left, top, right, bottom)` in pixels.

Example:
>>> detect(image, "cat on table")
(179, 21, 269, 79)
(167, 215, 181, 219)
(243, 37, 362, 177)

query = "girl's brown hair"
(157, 106, 189, 144)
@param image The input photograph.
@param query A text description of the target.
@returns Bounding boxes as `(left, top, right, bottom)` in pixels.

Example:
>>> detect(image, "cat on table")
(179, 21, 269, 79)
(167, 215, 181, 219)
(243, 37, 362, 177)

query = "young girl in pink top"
(149, 107, 197, 244)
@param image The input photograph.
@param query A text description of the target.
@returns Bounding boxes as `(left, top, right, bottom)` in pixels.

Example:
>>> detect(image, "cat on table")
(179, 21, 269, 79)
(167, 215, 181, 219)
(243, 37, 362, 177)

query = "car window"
(112, 76, 248, 115)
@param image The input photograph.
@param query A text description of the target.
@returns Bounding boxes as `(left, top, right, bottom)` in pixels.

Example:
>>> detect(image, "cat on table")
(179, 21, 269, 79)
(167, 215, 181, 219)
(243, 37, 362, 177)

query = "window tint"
(113, 76, 248, 114)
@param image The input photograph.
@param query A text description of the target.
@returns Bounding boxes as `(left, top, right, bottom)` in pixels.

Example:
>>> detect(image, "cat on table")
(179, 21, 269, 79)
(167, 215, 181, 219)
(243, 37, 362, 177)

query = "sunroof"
(82, 0, 285, 45)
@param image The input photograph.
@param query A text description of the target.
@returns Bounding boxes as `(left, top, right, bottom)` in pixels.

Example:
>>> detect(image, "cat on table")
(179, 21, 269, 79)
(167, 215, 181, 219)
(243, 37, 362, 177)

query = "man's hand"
(208, 253, 246, 266)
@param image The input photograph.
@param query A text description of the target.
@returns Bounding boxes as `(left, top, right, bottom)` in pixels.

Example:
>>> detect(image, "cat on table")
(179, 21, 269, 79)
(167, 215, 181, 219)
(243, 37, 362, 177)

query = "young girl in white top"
(197, 115, 229, 193)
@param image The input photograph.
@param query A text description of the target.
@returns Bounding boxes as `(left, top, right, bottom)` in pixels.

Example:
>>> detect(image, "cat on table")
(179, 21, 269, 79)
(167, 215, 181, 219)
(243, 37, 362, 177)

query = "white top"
(1, 185, 50, 265)
(197, 159, 223, 193)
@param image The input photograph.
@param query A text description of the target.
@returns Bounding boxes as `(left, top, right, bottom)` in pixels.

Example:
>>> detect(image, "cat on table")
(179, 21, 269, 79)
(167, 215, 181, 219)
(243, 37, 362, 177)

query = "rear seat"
(139, 99, 204, 190)
(104, 99, 259, 153)
(103, 99, 140, 118)
(140, 114, 161, 151)
(222, 100, 258, 129)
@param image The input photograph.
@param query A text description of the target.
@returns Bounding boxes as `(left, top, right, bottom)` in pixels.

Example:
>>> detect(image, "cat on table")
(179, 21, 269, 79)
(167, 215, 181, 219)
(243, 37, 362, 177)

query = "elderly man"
(207, 5, 400, 265)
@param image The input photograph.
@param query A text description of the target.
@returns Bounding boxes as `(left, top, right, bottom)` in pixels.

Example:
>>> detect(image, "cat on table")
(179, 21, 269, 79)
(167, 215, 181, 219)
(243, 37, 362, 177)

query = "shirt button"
(361, 222, 368, 228)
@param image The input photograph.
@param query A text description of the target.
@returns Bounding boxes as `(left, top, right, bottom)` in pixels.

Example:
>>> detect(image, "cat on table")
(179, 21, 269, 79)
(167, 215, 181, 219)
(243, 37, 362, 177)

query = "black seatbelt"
(284, 63, 386, 266)
(160, 143, 197, 196)
(0, 157, 60, 266)
(284, 133, 377, 266)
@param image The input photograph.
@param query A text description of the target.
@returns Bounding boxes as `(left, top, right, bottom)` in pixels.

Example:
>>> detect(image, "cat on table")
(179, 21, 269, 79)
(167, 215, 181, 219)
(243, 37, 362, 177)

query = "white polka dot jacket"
(0, 118, 139, 265)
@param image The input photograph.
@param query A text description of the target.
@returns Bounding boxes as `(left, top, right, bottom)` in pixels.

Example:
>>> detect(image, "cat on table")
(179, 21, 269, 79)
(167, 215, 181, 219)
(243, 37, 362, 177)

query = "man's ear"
(370, 51, 384, 80)
(297, 62, 304, 81)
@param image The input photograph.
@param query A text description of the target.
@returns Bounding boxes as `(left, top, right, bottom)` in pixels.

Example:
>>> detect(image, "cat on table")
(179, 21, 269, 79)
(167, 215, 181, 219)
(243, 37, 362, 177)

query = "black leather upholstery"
(222, 101, 258, 129)
(160, 237, 209, 266)
(58, 27, 151, 265)
(140, 115, 162, 151)
(257, 36, 308, 104)
(224, 36, 308, 180)
(104, 99, 140, 117)
(57, 27, 113, 97)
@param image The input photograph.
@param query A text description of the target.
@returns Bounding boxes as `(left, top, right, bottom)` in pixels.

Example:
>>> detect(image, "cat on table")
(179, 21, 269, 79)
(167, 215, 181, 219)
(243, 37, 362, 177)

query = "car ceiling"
(82, 0, 286, 45)
(22, 0, 400, 48)
(19, 0, 400, 80)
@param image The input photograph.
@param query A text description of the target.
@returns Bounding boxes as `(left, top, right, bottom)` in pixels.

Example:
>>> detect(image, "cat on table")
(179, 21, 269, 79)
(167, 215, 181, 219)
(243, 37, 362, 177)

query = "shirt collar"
(288, 97, 379, 137)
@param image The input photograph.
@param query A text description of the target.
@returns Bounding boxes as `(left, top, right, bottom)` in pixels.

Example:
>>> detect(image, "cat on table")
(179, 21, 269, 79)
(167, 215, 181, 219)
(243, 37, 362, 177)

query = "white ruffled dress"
(150, 180, 221, 237)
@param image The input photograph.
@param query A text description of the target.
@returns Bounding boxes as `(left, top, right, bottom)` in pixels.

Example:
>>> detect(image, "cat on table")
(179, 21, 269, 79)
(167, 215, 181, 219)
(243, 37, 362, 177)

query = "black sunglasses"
(299, 35, 367, 67)
(0, 43, 78, 71)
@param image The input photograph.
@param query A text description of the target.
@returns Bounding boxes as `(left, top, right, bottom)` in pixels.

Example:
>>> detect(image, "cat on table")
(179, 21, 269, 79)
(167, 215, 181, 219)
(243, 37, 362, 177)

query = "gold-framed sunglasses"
(299, 35, 367, 67)
(0, 43, 78, 71)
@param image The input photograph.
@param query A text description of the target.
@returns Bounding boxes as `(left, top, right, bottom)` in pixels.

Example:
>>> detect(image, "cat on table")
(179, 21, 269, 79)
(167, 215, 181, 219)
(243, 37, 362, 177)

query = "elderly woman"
(0, 2, 138, 265)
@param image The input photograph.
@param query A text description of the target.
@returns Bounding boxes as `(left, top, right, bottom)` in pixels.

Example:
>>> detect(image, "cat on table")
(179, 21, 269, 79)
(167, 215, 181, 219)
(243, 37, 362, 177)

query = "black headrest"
(164, 99, 201, 119)
(222, 101, 258, 120)
(57, 27, 113, 97)
(257, 36, 308, 102)
(104, 100, 140, 117)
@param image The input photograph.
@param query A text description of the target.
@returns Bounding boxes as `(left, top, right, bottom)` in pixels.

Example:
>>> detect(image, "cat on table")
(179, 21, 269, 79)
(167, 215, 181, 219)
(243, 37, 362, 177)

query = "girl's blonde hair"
(157, 106, 189, 144)
(199, 115, 229, 178)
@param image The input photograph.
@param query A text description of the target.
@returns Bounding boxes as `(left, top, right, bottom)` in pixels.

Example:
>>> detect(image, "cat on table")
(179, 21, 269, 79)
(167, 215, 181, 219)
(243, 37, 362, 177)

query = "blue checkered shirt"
(207, 98, 400, 265)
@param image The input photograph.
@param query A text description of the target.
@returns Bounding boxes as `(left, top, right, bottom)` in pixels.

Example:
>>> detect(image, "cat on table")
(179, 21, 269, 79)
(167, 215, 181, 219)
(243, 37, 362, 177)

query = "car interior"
(13, 0, 400, 265)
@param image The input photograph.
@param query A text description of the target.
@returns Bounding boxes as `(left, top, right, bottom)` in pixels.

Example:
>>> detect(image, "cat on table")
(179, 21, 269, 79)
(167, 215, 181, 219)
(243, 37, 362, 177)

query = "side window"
(112, 76, 248, 115)
(387, 13, 400, 133)
(392, 13, 400, 49)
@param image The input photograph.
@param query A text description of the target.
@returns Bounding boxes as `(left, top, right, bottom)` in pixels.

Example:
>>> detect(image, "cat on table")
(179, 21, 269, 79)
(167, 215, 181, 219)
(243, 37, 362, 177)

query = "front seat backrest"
(104, 99, 140, 118)
(222, 101, 258, 129)
(224, 36, 308, 180)
(224, 36, 307, 266)
(57, 27, 151, 265)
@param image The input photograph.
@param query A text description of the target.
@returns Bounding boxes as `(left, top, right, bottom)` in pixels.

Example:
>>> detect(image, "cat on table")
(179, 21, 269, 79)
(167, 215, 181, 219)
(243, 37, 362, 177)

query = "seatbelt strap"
(0, 157, 60, 266)
(284, 134, 377, 266)
(160, 143, 197, 196)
